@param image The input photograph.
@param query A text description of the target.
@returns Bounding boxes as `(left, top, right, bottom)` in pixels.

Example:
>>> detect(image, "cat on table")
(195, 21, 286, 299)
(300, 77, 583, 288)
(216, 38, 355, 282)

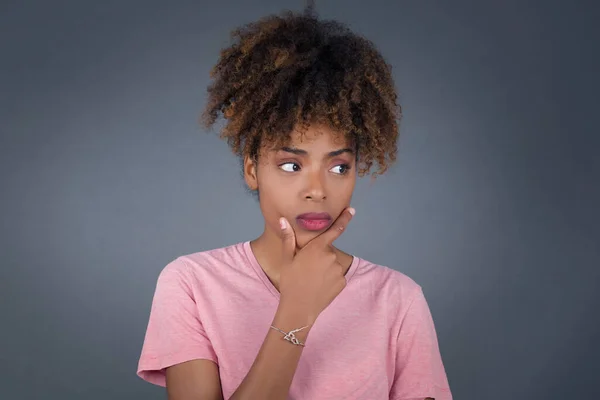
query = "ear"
(243, 154, 258, 191)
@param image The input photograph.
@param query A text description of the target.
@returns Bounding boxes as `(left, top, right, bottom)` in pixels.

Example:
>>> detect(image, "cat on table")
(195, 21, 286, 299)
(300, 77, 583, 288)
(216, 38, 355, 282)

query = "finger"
(318, 207, 355, 246)
(278, 217, 297, 264)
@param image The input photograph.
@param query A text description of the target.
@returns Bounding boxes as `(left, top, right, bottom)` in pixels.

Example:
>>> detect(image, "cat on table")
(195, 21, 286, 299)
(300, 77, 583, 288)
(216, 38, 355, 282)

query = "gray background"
(1, 0, 599, 399)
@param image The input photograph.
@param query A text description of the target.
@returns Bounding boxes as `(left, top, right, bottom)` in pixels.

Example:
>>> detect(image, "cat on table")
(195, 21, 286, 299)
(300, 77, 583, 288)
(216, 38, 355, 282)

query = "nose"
(304, 170, 326, 201)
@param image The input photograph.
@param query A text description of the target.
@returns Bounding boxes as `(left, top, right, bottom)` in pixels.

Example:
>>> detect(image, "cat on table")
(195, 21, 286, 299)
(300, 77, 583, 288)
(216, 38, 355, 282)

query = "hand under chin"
(294, 232, 324, 250)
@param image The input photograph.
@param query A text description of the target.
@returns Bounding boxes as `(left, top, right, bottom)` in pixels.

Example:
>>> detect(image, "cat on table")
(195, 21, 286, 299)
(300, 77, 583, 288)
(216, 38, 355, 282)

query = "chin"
(293, 231, 321, 249)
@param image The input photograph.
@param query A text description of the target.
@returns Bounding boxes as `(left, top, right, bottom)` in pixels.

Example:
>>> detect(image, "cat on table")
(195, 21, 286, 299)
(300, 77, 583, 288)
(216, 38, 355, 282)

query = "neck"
(249, 223, 289, 287)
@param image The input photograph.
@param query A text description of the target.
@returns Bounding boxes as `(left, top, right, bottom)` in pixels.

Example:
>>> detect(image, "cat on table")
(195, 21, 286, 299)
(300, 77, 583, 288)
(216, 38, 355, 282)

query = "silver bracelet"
(270, 325, 309, 346)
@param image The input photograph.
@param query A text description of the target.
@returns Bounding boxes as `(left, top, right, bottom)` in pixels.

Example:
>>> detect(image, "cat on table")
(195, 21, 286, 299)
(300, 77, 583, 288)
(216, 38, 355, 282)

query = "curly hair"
(201, 10, 401, 177)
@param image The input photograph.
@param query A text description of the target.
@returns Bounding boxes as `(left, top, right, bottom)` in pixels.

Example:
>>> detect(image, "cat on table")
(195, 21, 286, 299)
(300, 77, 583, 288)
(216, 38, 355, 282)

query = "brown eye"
(330, 164, 350, 174)
(280, 162, 301, 172)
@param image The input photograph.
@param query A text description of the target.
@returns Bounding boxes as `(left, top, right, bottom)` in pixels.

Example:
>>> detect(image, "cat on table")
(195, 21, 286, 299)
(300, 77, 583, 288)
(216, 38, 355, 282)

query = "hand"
(276, 207, 356, 325)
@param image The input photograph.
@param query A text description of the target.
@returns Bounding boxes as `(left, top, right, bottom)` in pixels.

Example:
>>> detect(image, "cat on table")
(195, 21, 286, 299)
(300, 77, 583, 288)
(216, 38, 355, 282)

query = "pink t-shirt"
(137, 241, 452, 400)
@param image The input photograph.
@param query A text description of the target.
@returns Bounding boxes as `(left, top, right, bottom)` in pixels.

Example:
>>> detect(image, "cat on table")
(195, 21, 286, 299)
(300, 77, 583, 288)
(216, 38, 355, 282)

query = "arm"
(229, 303, 312, 400)
(165, 302, 312, 400)
(166, 360, 224, 400)
(137, 260, 223, 399)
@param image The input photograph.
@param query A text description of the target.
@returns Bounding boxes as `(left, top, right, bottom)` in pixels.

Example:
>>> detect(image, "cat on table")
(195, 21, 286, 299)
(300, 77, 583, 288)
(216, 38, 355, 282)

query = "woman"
(137, 8, 452, 400)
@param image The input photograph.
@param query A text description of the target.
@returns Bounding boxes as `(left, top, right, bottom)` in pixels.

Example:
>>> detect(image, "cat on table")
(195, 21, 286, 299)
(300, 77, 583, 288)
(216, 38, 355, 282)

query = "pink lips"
(296, 212, 332, 231)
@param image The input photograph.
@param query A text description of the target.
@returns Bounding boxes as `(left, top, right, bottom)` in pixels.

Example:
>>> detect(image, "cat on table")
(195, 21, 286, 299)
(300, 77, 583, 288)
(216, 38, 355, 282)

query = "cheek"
(257, 164, 296, 192)
(256, 170, 292, 210)
(257, 170, 286, 195)
(333, 178, 356, 207)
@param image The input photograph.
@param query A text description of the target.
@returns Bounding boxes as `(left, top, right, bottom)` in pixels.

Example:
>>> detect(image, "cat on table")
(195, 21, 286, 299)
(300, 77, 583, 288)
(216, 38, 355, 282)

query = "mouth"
(295, 212, 332, 231)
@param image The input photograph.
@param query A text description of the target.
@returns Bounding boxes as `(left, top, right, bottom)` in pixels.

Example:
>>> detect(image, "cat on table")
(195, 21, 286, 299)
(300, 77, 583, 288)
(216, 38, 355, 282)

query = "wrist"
(274, 301, 316, 331)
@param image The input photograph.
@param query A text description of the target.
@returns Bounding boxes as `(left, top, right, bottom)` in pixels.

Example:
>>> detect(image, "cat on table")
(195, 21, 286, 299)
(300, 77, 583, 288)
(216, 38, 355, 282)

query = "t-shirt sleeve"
(389, 286, 452, 400)
(137, 257, 218, 387)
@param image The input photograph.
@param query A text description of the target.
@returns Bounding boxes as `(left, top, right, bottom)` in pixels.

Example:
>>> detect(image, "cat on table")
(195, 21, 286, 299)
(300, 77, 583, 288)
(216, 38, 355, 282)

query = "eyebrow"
(279, 146, 355, 158)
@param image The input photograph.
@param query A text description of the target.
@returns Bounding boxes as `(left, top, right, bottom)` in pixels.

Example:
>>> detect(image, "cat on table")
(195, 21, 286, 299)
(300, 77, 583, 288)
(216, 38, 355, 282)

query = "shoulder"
(157, 241, 248, 284)
(351, 257, 439, 337)
(349, 255, 435, 320)
(352, 255, 423, 301)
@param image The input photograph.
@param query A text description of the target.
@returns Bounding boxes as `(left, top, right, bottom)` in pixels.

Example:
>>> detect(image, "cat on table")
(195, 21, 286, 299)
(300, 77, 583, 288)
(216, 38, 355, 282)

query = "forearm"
(228, 304, 313, 400)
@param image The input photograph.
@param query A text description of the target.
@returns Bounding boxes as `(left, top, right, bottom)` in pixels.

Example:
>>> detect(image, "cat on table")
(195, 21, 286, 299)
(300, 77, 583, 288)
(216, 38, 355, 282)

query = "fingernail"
(279, 217, 287, 230)
(348, 207, 356, 216)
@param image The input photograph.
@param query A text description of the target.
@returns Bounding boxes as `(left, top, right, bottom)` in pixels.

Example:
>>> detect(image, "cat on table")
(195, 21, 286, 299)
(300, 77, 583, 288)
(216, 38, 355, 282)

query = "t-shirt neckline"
(242, 240, 360, 299)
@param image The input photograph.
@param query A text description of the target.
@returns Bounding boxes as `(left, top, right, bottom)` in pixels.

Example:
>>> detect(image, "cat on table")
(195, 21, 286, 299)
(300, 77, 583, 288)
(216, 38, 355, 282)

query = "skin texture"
(165, 9, 407, 400)
(165, 125, 359, 400)
(166, 360, 223, 400)
(246, 123, 356, 290)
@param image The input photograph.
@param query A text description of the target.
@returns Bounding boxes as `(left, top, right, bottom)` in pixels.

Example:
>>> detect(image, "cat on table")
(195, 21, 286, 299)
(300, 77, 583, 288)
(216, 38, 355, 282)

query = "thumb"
(279, 217, 296, 265)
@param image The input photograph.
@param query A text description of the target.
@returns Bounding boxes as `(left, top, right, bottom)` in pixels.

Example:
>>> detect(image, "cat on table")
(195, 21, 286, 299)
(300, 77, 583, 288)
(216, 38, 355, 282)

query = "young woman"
(137, 8, 452, 400)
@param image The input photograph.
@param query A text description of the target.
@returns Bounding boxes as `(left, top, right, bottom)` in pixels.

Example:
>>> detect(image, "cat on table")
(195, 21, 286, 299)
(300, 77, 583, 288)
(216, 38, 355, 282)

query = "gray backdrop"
(1, 0, 598, 399)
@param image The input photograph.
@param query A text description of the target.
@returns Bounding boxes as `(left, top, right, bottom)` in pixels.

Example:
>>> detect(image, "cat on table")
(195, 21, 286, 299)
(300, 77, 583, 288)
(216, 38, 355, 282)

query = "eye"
(280, 162, 301, 172)
(330, 164, 351, 175)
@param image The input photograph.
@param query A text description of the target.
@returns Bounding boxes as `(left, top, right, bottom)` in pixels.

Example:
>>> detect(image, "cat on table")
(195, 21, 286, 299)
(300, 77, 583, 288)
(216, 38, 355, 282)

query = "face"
(244, 124, 357, 249)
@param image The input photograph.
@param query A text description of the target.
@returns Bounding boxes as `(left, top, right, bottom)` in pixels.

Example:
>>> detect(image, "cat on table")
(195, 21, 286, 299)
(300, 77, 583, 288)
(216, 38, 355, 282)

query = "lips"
(296, 212, 332, 220)
(295, 212, 332, 231)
